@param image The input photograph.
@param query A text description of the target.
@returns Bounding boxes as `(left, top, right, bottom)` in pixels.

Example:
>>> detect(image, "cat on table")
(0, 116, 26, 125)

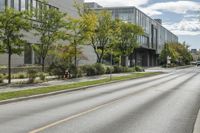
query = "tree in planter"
(114, 20, 144, 67)
(0, 8, 31, 84)
(33, 5, 66, 72)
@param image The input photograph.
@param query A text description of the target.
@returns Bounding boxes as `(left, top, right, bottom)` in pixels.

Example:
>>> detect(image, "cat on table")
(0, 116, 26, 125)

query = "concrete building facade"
(0, 0, 97, 67)
(86, 2, 178, 67)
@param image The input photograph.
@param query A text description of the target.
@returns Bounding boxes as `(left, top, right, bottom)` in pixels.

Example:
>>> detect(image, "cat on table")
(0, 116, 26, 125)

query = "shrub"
(27, 70, 37, 83)
(77, 68, 83, 78)
(68, 64, 77, 78)
(135, 66, 144, 72)
(127, 67, 136, 72)
(49, 62, 67, 78)
(0, 74, 4, 83)
(93, 63, 106, 75)
(113, 65, 124, 73)
(105, 66, 114, 74)
(85, 65, 97, 76)
(39, 73, 46, 81)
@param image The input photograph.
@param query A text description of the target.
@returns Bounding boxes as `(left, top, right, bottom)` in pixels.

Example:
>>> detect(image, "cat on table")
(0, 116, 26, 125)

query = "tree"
(65, 8, 96, 77)
(33, 4, 66, 72)
(160, 42, 192, 66)
(0, 8, 31, 84)
(114, 20, 144, 66)
(88, 10, 113, 63)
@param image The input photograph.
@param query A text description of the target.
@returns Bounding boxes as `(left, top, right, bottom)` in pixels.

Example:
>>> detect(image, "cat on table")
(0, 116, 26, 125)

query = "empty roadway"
(0, 67, 200, 133)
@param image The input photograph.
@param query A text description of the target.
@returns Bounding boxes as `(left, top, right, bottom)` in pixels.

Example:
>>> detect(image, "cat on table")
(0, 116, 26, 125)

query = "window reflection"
(21, 0, 26, 11)
(14, 0, 19, 10)
(0, 0, 5, 11)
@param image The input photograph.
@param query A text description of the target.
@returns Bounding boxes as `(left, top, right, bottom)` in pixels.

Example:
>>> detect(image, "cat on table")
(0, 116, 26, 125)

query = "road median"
(0, 72, 162, 105)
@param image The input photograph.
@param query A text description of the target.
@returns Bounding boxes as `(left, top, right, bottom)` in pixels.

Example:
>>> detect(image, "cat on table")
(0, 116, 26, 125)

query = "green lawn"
(0, 72, 162, 101)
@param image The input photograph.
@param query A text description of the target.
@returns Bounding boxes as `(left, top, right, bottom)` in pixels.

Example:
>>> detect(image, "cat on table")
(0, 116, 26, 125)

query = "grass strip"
(0, 72, 161, 101)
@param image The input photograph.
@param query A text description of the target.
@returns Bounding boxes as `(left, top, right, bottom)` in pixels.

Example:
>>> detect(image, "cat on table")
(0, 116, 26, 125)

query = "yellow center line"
(28, 97, 125, 133)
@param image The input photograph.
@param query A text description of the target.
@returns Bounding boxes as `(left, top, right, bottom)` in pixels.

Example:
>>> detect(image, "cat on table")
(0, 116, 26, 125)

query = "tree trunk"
(97, 57, 101, 63)
(129, 53, 134, 67)
(8, 53, 11, 84)
(134, 51, 137, 67)
(42, 57, 45, 72)
(121, 55, 127, 67)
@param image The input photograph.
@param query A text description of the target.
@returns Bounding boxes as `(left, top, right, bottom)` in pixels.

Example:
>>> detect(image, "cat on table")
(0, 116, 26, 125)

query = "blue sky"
(84, 0, 200, 49)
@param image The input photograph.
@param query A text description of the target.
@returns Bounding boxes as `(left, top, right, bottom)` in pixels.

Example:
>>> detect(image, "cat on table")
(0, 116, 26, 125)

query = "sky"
(84, 0, 200, 49)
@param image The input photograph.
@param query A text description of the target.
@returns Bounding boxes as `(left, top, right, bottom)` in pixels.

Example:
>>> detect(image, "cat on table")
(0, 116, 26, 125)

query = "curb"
(0, 81, 116, 105)
(193, 109, 200, 133)
(0, 73, 161, 105)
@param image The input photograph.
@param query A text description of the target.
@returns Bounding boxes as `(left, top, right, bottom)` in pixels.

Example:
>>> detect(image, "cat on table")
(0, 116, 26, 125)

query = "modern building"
(0, 0, 97, 67)
(85, 2, 178, 67)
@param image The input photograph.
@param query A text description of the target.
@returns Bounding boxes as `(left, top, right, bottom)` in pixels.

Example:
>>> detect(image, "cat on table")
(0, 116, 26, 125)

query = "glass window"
(14, 0, 19, 10)
(20, 0, 26, 11)
(0, 0, 5, 11)
(7, 0, 12, 8)
(32, 0, 36, 8)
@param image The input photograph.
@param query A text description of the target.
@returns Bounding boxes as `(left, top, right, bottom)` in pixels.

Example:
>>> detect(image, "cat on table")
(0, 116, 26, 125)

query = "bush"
(113, 66, 124, 73)
(27, 70, 37, 83)
(49, 62, 67, 78)
(39, 73, 46, 81)
(127, 67, 136, 72)
(84, 65, 97, 76)
(105, 66, 114, 74)
(135, 66, 144, 72)
(18, 73, 26, 79)
(93, 63, 106, 75)
(0, 74, 4, 83)
(77, 68, 83, 78)
(69, 64, 76, 78)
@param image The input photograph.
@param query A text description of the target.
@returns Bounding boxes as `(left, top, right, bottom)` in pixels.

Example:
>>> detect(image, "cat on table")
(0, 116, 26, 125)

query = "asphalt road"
(0, 67, 200, 133)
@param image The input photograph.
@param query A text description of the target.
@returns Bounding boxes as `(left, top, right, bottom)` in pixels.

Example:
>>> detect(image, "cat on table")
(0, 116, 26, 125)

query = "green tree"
(114, 20, 144, 66)
(88, 10, 113, 63)
(0, 8, 31, 84)
(160, 42, 192, 66)
(65, 8, 96, 77)
(33, 4, 66, 72)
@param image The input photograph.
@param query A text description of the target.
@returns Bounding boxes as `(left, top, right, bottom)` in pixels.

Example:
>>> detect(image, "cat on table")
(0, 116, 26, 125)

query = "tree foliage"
(87, 10, 113, 63)
(0, 8, 31, 83)
(33, 4, 66, 71)
(113, 20, 144, 66)
(160, 42, 193, 66)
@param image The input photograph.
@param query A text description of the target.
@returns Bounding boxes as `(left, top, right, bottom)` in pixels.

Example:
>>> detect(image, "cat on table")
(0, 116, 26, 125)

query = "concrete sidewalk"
(0, 73, 131, 93)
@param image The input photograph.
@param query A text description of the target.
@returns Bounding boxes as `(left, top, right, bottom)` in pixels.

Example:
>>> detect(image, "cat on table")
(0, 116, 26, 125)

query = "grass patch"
(0, 72, 161, 101)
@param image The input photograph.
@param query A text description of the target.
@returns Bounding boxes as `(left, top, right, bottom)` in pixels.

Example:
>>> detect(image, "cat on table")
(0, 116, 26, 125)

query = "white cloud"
(84, 0, 149, 7)
(146, 1, 200, 15)
(163, 19, 200, 36)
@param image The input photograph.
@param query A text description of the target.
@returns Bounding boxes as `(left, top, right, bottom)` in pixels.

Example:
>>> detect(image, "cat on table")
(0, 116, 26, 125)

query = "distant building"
(85, 2, 178, 67)
(191, 49, 197, 54)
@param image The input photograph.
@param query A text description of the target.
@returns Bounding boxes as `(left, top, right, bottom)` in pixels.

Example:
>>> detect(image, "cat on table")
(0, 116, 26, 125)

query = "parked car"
(196, 61, 200, 66)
